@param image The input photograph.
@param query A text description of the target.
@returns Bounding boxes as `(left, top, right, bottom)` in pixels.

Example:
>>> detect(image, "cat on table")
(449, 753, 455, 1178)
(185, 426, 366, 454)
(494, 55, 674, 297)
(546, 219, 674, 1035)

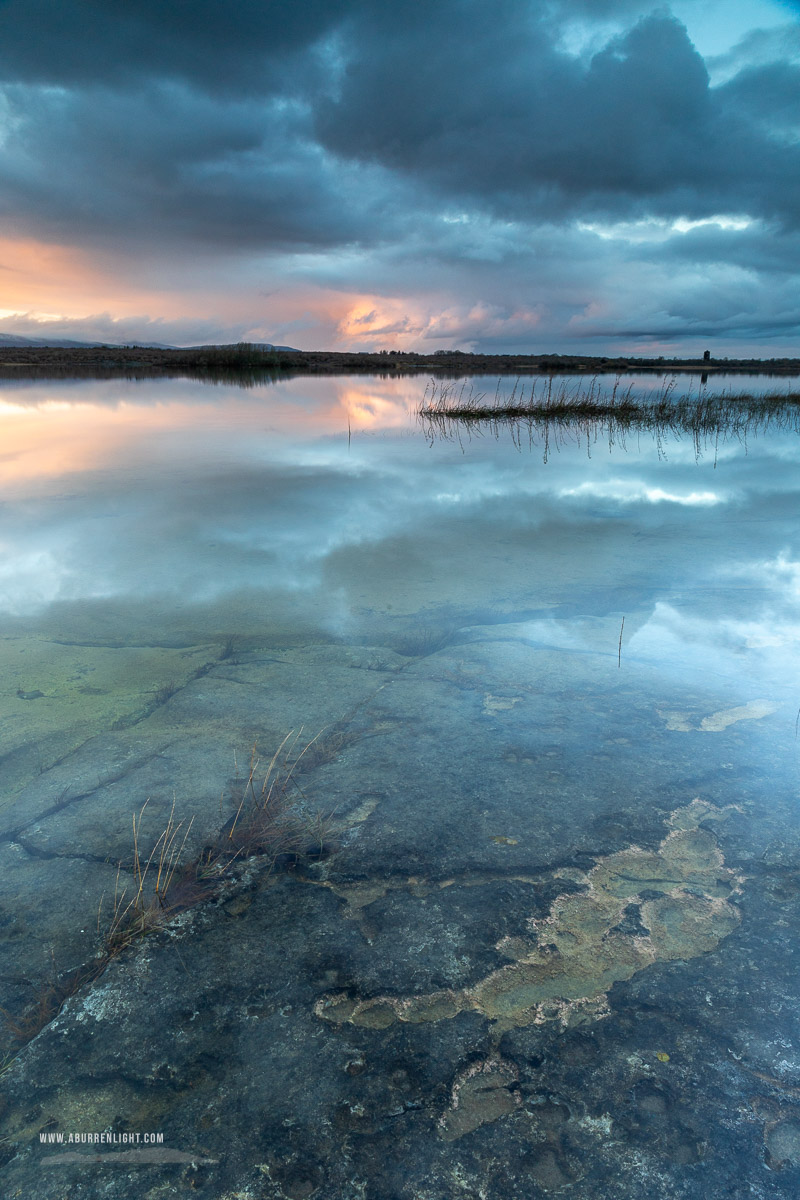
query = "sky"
(0, 0, 798, 355)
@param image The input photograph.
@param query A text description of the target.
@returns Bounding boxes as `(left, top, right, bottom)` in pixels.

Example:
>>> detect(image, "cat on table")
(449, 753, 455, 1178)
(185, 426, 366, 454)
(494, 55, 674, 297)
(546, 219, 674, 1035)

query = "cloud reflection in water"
(0, 372, 798, 712)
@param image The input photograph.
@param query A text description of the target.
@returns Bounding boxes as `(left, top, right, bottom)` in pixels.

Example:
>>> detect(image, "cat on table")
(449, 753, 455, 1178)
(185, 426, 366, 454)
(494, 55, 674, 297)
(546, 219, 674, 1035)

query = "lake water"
(1, 371, 800, 1197)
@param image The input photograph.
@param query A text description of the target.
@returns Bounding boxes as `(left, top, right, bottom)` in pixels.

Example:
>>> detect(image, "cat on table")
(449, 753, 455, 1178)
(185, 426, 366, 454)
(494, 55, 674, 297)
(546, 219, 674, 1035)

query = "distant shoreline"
(0, 344, 799, 380)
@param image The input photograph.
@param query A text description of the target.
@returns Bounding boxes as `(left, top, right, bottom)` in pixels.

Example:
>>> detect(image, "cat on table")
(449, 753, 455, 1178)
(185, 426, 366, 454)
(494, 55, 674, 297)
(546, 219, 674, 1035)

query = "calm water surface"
(1, 372, 799, 1197)
(2, 372, 799, 684)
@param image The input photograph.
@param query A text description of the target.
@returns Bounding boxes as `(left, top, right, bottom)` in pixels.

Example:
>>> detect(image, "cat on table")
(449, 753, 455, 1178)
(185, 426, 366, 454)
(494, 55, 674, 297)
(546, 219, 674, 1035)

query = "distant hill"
(0, 333, 173, 349)
(0, 335, 299, 351)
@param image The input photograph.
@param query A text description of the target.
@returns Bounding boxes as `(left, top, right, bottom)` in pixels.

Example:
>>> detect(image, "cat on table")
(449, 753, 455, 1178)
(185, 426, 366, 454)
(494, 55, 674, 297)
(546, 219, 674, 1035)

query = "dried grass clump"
(104, 799, 197, 955)
(1, 731, 336, 1051)
(104, 730, 333, 956)
(215, 731, 330, 862)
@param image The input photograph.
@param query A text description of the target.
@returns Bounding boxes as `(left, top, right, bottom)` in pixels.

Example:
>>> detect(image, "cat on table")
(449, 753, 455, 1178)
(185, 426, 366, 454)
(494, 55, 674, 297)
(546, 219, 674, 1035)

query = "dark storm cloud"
(658, 222, 800, 275)
(0, 0, 684, 90)
(0, 0, 349, 92)
(0, 0, 425, 251)
(0, 0, 798, 350)
(716, 59, 800, 128)
(0, 0, 797, 249)
(316, 7, 800, 229)
(0, 79, 413, 251)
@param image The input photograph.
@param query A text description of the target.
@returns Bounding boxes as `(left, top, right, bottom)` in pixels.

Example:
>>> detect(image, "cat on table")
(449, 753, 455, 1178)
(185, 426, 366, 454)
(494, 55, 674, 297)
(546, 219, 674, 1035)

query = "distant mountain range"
(0, 334, 298, 351)
(0, 334, 119, 348)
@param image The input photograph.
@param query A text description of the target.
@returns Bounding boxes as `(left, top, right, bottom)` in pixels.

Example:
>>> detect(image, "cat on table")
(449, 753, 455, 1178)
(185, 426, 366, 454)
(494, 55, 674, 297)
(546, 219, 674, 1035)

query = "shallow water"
(1, 371, 800, 1197)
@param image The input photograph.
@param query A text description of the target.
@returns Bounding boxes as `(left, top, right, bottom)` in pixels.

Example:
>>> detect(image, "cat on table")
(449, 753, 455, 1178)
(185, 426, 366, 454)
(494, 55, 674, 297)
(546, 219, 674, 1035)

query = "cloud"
(317, 8, 800, 229)
(0, 310, 255, 347)
(423, 303, 544, 346)
(0, 0, 797, 352)
(0, 80, 415, 253)
(0, 0, 348, 93)
(707, 19, 800, 81)
(2, 2, 797, 252)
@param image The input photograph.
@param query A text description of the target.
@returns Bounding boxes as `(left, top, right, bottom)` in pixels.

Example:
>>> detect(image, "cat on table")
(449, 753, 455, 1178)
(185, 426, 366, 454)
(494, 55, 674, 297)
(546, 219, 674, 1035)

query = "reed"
(419, 375, 800, 456)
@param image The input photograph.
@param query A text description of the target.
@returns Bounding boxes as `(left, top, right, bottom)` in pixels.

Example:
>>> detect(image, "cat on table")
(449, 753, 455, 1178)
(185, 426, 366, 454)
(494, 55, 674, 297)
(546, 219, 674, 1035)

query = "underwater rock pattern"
(0, 631, 795, 1199)
(0, 636, 217, 803)
(438, 1054, 521, 1141)
(659, 699, 779, 732)
(316, 800, 743, 1034)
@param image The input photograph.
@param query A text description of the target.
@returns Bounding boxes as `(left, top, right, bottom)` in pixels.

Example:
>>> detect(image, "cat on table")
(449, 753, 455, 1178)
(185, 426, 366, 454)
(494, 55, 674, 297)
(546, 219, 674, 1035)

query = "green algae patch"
(0, 636, 216, 802)
(315, 800, 743, 1034)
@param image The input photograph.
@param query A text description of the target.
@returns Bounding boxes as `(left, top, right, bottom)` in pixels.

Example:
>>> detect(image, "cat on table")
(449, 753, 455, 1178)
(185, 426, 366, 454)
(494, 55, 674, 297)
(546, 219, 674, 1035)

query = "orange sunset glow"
(0, 236, 147, 318)
(0, 375, 420, 490)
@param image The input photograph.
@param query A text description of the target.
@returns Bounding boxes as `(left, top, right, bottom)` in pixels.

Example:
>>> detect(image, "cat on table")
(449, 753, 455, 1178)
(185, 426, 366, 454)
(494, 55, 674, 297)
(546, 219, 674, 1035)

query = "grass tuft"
(104, 799, 196, 954)
(419, 375, 800, 457)
(152, 679, 179, 707)
(1, 730, 337, 1052)
(102, 731, 334, 956)
(218, 636, 239, 662)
